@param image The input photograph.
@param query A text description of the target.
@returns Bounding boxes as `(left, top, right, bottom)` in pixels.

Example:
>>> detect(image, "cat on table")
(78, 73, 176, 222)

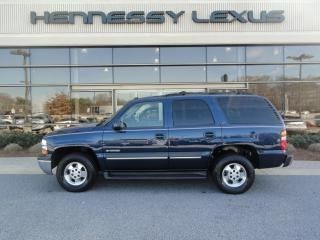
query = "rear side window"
(217, 96, 281, 124)
(172, 99, 214, 127)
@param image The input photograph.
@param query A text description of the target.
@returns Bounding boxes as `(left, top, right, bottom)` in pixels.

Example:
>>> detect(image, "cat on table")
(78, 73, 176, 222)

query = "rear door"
(168, 98, 221, 170)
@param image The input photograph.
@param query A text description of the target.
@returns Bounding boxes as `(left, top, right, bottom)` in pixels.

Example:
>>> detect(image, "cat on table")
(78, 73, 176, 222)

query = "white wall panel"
(0, 0, 319, 46)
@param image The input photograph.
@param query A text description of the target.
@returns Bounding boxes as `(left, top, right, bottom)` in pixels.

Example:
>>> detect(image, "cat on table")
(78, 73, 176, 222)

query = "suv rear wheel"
(213, 154, 255, 194)
(56, 153, 97, 192)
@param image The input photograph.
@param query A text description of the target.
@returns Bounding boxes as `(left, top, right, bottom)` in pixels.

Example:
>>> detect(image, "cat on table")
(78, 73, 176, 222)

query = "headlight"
(41, 139, 48, 155)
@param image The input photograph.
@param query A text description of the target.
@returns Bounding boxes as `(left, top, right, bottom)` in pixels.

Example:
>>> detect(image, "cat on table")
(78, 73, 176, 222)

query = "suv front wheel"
(56, 153, 97, 192)
(213, 154, 255, 194)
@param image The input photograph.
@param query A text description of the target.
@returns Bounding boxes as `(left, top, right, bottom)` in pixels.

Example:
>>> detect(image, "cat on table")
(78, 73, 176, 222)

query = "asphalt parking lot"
(0, 158, 319, 240)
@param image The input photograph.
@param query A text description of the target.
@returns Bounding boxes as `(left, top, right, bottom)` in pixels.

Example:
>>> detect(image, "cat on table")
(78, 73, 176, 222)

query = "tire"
(56, 153, 97, 192)
(213, 154, 255, 194)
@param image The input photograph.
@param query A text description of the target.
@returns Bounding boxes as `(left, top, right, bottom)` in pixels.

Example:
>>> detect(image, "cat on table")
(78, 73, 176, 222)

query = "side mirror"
(113, 121, 126, 131)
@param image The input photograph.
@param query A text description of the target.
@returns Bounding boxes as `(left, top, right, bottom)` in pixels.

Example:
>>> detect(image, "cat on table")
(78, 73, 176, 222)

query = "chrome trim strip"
(46, 131, 104, 138)
(170, 156, 202, 159)
(106, 149, 121, 152)
(221, 125, 282, 128)
(107, 157, 168, 160)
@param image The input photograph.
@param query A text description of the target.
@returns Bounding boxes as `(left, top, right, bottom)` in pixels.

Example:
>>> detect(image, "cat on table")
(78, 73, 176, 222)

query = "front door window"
(120, 102, 163, 128)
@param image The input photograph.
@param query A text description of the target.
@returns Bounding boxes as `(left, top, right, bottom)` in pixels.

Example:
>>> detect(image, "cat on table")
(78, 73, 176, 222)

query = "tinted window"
(172, 99, 214, 127)
(120, 102, 163, 128)
(30, 48, 69, 65)
(71, 67, 112, 84)
(113, 48, 159, 64)
(207, 66, 245, 82)
(70, 48, 112, 65)
(217, 96, 281, 124)
(285, 45, 320, 63)
(161, 47, 206, 64)
(114, 67, 159, 83)
(207, 47, 245, 63)
(246, 46, 283, 63)
(161, 66, 206, 83)
(0, 49, 30, 66)
(31, 68, 70, 84)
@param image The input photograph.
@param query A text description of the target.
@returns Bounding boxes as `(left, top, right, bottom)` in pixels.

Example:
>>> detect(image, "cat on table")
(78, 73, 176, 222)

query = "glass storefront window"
(113, 48, 159, 64)
(207, 47, 245, 63)
(70, 48, 112, 65)
(116, 90, 138, 110)
(30, 48, 69, 65)
(247, 83, 284, 111)
(114, 67, 159, 84)
(161, 66, 206, 83)
(285, 45, 320, 63)
(0, 49, 30, 66)
(72, 91, 113, 123)
(207, 66, 245, 82)
(0, 87, 31, 129)
(247, 65, 283, 82)
(71, 67, 113, 84)
(31, 68, 69, 84)
(32, 87, 70, 123)
(0, 68, 30, 84)
(285, 64, 320, 81)
(161, 47, 206, 64)
(246, 46, 283, 63)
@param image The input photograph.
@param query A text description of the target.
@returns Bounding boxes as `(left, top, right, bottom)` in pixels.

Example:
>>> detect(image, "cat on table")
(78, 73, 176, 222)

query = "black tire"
(213, 154, 255, 194)
(56, 153, 97, 192)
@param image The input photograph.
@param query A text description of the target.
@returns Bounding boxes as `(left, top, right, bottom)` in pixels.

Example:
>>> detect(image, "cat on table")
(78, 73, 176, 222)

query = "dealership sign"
(30, 10, 285, 24)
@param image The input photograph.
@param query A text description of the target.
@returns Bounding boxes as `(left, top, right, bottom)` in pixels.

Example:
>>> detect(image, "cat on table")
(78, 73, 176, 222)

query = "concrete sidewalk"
(0, 157, 320, 175)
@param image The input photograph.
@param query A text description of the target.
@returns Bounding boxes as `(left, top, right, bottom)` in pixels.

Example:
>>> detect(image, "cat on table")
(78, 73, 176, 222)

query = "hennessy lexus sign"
(30, 10, 285, 24)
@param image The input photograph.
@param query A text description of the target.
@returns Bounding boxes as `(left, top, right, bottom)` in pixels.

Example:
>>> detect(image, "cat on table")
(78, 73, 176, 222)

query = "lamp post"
(286, 54, 314, 117)
(10, 49, 31, 126)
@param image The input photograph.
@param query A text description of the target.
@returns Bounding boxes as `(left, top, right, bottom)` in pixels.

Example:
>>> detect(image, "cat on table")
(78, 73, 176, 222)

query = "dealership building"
(0, 0, 319, 130)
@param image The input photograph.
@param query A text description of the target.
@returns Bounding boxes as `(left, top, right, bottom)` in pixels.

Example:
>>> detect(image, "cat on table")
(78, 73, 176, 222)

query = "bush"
(288, 133, 320, 149)
(308, 143, 320, 153)
(0, 132, 43, 149)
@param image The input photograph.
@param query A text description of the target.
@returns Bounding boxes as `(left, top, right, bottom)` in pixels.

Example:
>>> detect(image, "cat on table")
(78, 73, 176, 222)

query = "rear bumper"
(257, 151, 293, 169)
(283, 155, 293, 167)
(37, 154, 53, 175)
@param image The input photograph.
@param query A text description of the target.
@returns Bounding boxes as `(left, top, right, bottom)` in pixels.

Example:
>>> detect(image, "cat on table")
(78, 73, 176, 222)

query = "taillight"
(280, 130, 287, 152)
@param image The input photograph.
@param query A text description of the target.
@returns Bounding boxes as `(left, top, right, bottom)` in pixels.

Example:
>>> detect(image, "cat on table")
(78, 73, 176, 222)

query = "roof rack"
(164, 90, 253, 97)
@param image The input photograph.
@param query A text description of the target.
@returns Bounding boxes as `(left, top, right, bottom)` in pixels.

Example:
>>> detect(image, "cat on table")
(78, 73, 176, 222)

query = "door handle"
(155, 133, 166, 140)
(204, 132, 215, 138)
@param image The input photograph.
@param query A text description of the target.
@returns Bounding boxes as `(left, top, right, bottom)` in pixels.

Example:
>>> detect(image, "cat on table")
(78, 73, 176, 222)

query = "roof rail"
(164, 90, 253, 97)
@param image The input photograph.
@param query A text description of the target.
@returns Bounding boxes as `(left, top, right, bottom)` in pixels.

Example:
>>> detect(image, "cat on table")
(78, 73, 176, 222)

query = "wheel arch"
(211, 144, 259, 169)
(52, 146, 100, 171)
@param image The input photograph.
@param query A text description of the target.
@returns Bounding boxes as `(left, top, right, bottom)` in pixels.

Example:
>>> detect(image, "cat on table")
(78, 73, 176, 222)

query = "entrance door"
(71, 91, 113, 124)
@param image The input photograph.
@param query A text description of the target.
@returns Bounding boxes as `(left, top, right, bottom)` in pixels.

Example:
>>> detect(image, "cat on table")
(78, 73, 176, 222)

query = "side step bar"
(104, 171, 208, 180)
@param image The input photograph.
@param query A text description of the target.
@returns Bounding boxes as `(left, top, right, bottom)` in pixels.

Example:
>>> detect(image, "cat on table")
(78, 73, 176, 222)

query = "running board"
(104, 171, 208, 180)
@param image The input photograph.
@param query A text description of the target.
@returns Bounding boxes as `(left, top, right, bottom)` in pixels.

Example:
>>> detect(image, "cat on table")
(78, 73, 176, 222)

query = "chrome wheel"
(63, 162, 88, 186)
(222, 163, 247, 188)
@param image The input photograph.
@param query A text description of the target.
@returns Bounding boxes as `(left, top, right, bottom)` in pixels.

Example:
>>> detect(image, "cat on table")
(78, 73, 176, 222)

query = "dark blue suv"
(38, 93, 292, 194)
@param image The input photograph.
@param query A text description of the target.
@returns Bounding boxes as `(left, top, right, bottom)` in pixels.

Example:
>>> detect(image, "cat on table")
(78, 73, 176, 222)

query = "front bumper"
(37, 154, 53, 175)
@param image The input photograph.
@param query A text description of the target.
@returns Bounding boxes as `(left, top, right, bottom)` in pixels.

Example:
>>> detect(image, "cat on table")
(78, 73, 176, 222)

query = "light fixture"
(81, 48, 88, 53)
(104, 68, 109, 72)
(225, 47, 231, 52)
(213, 58, 218, 63)
(154, 58, 159, 63)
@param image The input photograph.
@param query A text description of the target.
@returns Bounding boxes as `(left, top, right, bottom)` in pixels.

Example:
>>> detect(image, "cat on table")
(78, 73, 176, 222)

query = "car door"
(102, 100, 169, 170)
(168, 98, 221, 170)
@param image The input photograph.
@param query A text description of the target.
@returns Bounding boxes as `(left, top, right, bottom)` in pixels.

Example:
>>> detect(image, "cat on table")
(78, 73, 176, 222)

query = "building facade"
(0, 0, 319, 132)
